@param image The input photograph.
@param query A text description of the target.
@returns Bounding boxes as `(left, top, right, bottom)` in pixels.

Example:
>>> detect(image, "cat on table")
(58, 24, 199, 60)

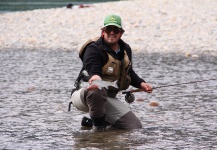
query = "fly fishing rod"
(122, 77, 217, 103)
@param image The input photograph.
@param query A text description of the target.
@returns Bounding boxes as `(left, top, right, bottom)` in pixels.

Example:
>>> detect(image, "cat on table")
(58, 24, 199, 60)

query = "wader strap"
(70, 67, 85, 96)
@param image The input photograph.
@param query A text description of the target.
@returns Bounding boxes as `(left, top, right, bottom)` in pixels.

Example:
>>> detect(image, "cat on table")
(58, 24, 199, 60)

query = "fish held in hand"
(81, 80, 118, 90)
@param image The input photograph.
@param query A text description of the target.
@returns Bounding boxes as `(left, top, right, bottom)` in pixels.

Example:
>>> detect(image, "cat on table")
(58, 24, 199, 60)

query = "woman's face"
(102, 25, 123, 45)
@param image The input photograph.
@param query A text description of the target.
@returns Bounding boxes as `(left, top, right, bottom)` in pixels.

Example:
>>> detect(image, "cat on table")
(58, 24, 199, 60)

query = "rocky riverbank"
(0, 0, 217, 55)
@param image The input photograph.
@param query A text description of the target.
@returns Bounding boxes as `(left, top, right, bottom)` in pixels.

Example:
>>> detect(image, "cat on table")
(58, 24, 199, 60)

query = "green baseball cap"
(103, 14, 122, 28)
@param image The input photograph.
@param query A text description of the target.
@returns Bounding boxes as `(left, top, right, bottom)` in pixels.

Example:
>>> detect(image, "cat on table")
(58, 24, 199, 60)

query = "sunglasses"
(104, 26, 122, 34)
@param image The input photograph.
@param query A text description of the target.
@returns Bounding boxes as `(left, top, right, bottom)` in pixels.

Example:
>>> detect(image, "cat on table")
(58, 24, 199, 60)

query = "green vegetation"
(0, 0, 119, 11)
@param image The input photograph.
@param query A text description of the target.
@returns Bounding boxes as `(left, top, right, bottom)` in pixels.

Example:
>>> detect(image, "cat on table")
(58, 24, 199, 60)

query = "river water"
(0, 49, 216, 149)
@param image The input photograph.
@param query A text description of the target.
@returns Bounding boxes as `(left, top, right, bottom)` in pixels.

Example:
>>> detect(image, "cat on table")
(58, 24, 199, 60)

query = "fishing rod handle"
(122, 89, 141, 94)
(122, 87, 156, 94)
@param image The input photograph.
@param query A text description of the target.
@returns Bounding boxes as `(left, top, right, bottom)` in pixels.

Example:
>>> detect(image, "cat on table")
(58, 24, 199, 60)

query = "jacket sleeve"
(82, 44, 106, 77)
(129, 68, 146, 88)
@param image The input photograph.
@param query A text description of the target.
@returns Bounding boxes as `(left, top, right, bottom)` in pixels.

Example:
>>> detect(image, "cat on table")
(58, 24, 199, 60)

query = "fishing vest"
(79, 37, 132, 90)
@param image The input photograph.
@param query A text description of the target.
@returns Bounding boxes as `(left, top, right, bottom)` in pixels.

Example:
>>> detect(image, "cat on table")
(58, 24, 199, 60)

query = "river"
(0, 49, 216, 149)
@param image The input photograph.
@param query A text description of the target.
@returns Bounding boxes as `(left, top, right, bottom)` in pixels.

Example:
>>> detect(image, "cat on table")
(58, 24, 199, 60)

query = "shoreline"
(0, 0, 217, 55)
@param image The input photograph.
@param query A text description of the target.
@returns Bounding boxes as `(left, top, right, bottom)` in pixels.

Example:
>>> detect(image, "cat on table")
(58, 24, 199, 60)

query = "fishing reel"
(125, 92, 135, 104)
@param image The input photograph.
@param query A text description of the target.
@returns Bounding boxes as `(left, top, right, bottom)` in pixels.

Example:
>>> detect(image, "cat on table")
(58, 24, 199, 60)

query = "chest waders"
(69, 37, 142, 130)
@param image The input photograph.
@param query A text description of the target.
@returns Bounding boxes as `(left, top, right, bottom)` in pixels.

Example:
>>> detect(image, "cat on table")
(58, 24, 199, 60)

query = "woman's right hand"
(87, 75, 102, 90)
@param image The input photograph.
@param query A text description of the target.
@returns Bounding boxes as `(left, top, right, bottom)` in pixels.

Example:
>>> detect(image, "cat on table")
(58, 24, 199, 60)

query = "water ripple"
(0, 49, 216, 149)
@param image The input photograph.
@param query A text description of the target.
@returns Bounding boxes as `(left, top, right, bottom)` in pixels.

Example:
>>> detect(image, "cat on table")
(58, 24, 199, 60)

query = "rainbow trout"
(80, 80, 118, 90)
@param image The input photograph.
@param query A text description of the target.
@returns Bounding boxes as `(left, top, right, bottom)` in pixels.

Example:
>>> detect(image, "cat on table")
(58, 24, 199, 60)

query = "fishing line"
(122, 77, 217, 94)
(122, 77, 217, 103)
(153, 77, 217, 90)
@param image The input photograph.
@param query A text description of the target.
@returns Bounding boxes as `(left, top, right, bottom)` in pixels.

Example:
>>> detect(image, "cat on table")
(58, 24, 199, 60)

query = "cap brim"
(104, 23, 122, 28)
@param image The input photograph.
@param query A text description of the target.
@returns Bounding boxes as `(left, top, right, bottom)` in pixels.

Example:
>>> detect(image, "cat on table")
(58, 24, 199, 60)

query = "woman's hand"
(140, 82, 153, 93)
(87, 75, 102, 90)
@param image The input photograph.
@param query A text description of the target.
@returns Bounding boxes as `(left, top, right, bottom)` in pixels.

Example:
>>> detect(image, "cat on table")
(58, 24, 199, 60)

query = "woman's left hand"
(140, 82, 153, 93)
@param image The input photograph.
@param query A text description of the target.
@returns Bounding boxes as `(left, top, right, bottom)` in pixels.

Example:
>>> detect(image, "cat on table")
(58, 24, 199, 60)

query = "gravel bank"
(0, 0, 217, 55)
